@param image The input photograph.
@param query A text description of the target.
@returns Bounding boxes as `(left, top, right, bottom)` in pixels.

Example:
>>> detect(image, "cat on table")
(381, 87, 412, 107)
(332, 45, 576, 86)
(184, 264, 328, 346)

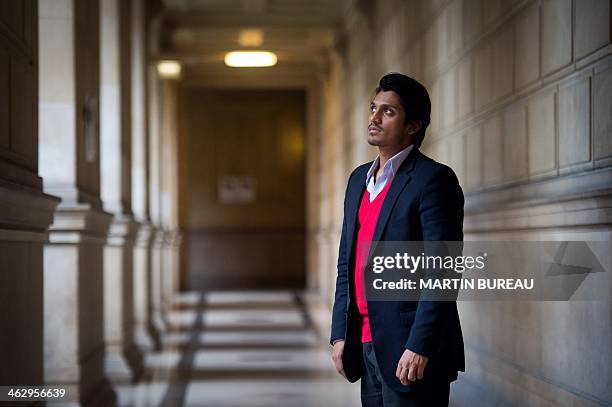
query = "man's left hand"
(396, 348, 429, 386)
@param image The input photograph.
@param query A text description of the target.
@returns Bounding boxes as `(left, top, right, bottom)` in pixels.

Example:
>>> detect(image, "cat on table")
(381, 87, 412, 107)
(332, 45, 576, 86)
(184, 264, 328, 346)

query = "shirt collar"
(366, 144, 415, 186)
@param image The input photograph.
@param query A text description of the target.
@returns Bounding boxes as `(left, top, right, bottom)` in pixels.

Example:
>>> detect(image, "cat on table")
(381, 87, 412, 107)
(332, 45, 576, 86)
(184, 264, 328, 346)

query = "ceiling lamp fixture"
(224, 51, 277, 67)
(157, 60, 182, 78)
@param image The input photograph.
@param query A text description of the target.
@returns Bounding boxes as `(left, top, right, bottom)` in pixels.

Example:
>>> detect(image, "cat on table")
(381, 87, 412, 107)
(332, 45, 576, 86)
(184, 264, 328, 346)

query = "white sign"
(218, 176, 257, 204)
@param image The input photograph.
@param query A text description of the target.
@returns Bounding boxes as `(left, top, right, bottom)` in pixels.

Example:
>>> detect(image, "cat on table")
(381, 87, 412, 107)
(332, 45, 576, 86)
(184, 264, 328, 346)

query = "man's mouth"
(368, 125, 382, 134)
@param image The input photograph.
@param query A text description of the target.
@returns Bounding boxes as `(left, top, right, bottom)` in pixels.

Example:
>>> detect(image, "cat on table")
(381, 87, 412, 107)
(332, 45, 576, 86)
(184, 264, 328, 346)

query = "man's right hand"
(331, 340, 347, 379)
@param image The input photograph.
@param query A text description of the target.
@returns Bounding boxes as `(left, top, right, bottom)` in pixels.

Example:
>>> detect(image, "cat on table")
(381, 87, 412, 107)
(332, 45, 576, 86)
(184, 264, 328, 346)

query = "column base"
(44, 204, 116, 407)
(81, 377, 117, 407)
(0, 180, 59, 388)
(152, 311, 169, 336)
(123, 342, 145, 382)
(151, 230, 170, 335)
(134, 323, 155, 352)
(104, 345, 132, 384)
(104, 343, 145, 384)
(157, 303, 173, 335)
(103, 216, 145, 383)
(147, 321, 163, 351)
(45, 371, 117, 407)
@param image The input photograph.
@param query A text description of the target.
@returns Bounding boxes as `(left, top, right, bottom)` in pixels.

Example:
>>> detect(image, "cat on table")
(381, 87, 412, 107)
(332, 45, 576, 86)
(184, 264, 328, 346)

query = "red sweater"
(354, 179, 393, 343)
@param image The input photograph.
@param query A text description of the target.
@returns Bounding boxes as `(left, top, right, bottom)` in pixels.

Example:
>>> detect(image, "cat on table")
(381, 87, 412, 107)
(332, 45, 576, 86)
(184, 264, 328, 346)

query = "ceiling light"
(238, 29, 264, 47)
(157, 60, 181, 78)
(224, 51, 277, 67)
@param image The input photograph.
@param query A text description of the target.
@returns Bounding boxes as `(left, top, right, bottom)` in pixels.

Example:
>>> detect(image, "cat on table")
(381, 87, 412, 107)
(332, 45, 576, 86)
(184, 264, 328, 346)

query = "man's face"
(367, 90, 418, 149)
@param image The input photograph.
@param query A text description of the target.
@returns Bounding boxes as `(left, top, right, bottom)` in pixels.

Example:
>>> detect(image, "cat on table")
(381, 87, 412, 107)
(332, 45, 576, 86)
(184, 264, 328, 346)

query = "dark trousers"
(361, 342, 450, 407)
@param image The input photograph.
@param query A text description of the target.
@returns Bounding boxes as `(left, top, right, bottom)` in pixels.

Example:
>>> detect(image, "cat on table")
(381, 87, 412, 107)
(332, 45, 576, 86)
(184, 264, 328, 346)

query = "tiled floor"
(117, 291, 361, 407)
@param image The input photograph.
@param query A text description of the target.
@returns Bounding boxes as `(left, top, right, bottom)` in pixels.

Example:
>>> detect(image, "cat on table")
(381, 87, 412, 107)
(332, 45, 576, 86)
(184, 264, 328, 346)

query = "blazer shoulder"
(347, 162, 372, 185)
(415, 151, 460, 183)
(351, 162, 372, 176)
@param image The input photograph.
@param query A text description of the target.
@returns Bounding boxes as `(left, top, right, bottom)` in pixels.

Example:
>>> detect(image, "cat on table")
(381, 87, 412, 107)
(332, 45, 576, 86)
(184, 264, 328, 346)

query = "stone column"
(0, 0, 60, 394)
(130, 0, 159, 351)
(99, 0, 144, 383)
(103, 220, 143, 382)
(147, 63, 170, 333)
(151, 229, 170, 332)
(133, 224, 160, 350)
(161, 230, 181, 315)
(39, 0, 116, 404)
(168, 231, 183, 300)
(159, 79, 182, 313)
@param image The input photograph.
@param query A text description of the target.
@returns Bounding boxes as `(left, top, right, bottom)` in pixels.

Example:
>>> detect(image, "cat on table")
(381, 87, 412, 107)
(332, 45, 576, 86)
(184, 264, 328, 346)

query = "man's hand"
(331, 340, 347, 379)
(396, 348, 429, 385)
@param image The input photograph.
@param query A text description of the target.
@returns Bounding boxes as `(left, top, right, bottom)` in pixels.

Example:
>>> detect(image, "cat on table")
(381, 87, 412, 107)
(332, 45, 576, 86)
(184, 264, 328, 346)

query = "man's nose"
(370, 109, 382, 124)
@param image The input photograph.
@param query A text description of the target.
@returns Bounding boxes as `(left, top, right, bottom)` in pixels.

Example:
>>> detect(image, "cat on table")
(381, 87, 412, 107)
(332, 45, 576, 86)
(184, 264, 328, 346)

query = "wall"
(0, 0, 38, 184)
(178, 88, 306, 290)
(0, 0, 60, 388)
(311, 0, 612, 405)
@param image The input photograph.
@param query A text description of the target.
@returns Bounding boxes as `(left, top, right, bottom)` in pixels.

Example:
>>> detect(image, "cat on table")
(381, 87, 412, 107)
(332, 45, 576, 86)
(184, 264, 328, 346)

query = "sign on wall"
(217, 176, 257, 204)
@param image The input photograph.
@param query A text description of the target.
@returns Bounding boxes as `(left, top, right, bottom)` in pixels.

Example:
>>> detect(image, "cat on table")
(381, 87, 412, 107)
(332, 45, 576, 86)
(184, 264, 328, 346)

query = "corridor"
(117, 291, 360, 407)
(1, 0, 611, 405)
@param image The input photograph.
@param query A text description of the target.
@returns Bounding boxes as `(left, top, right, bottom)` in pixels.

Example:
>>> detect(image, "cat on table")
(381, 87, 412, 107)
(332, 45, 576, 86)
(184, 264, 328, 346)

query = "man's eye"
(370, 106, 376, 112)
(384, 108, 392, 114)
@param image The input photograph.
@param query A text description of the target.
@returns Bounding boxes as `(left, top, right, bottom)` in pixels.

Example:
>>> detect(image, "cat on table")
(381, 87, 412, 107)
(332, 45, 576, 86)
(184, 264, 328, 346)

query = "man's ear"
(404, 120, 422, 136)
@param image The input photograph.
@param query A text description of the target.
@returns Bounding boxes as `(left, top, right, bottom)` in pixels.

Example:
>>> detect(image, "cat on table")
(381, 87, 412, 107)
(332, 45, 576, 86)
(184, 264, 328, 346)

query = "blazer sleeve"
(404, 165, 464, 357)
(329, 171, 356, 345)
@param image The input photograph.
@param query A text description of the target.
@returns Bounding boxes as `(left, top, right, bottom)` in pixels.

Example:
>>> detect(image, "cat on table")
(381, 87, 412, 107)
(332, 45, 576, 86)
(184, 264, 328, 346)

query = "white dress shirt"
(365, 144, 414, 202)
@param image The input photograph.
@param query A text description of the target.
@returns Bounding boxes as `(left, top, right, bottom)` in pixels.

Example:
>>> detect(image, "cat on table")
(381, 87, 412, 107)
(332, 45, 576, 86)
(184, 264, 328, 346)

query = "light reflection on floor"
(116, 291, 361, 407)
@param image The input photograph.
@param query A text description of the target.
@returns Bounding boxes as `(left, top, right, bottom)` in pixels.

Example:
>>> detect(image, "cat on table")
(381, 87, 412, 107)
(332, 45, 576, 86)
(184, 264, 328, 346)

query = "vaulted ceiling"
(153, 0, 351, 86)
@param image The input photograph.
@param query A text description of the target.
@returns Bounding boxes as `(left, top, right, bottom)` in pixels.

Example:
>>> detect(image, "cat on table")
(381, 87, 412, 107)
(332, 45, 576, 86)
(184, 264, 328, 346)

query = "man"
(330, 73, 465, 406)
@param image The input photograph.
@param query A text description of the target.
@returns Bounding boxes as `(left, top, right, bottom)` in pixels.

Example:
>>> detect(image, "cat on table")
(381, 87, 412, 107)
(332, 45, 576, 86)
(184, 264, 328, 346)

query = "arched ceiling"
(153, 0, 352, 86)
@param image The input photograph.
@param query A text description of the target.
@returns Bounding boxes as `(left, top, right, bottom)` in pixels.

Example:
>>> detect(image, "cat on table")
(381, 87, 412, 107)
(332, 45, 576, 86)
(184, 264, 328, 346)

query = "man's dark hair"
(375, 73, 431, 148)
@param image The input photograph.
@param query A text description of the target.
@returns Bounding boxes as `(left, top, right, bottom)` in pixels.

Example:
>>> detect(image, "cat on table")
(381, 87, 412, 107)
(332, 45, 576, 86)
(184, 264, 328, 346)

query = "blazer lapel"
(345, 168, 367, 260)
(370, 148, 419, 247)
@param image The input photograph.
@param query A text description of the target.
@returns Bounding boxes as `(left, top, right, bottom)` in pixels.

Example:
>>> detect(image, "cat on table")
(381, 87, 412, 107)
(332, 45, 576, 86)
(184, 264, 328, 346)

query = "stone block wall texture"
(309, 0, 612, 405)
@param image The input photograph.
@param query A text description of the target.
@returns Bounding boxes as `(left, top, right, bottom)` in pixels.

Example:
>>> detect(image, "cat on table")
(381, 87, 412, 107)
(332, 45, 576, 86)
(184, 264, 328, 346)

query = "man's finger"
(417, 361, 426, 380)
(407, 364, 417, 382)
(334, 358, 346, 378)
(399, 365, 410, 386)
(335, 361, 346, 378)
(396, 360, 403, 379)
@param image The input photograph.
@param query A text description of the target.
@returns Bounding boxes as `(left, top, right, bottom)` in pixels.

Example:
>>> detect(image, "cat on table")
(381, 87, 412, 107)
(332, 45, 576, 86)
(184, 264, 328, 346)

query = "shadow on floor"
(116, 291, 361, 407)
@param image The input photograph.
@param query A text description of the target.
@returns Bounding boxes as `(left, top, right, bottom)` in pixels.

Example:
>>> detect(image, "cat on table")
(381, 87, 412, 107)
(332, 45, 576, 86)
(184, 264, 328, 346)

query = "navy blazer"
(330, 147, 465, 393)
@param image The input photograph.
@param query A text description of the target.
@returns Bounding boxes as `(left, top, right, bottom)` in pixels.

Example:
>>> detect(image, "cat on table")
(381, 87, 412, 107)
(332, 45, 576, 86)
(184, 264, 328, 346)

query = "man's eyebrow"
(370, 101, 399, 109)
